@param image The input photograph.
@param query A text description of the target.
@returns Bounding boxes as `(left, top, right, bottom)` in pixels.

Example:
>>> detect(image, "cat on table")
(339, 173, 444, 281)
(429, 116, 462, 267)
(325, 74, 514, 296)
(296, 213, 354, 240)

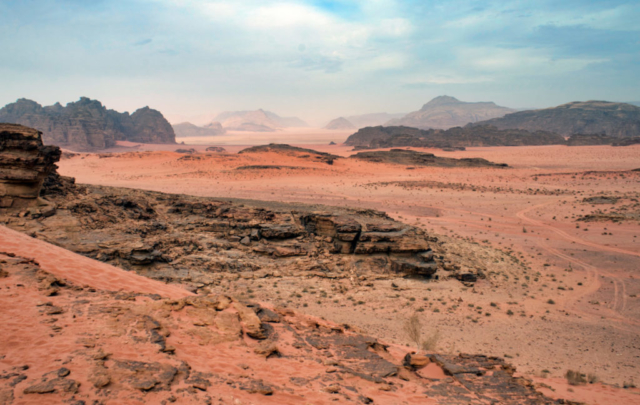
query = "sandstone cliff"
(474, 100, 640, 138)
(0, 123, 60, 208)
(0, 97, 176, 149)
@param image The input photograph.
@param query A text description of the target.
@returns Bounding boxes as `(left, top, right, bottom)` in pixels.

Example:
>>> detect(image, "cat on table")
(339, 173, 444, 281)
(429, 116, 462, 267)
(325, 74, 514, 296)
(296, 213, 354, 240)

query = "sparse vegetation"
(403, 313, 440, 353)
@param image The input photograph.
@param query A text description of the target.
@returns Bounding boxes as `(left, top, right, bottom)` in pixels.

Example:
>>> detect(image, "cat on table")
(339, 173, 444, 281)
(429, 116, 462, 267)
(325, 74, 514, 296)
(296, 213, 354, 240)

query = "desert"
(3, 1, 640, 404)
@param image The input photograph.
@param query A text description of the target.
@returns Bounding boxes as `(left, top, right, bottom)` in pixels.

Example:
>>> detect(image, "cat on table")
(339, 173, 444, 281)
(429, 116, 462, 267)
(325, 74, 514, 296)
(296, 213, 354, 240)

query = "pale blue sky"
(1, 0, 638, 124)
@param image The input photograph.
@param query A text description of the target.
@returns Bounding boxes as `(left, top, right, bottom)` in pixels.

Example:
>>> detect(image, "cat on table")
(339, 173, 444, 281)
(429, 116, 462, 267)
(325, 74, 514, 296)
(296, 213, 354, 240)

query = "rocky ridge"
(474, 100, 640, 138)
(345, 125, 565, 148)
(350, 149, 508, 168)
(0, 97, 176, 150)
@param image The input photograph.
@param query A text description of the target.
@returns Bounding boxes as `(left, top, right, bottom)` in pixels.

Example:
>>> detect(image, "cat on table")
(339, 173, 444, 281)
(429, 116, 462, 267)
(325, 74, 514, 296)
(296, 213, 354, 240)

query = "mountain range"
(0, 97, 175, 150)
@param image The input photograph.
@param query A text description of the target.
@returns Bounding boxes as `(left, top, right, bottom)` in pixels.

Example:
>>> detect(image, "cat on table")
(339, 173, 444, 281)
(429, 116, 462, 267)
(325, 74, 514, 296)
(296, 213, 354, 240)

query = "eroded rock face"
(0, 124, 61, 208)
(1, 182, 445, 288)
(0, 97, 176, 150)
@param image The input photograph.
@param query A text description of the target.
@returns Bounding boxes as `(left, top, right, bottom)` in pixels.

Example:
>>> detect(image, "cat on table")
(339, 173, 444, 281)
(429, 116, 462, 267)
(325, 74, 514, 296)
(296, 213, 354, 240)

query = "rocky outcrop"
(1, 180, 447, 287)
(0, 124, 61, 208)
(324, 117, 356, 130)
(128, 107, 175, 144)
(474, 100, 640, 138)
(345, 125, 565, 148)
(0, 97, 176, 150)
(386, 96, 515, 129)
(173, 122, 226, 137)
(239, 144, 339, 164)
(350, 149, 508, 168)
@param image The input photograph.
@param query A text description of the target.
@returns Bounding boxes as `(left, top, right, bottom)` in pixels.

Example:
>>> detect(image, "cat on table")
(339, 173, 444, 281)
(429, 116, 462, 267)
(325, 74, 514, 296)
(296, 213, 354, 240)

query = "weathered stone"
(0, 124, 61, 208)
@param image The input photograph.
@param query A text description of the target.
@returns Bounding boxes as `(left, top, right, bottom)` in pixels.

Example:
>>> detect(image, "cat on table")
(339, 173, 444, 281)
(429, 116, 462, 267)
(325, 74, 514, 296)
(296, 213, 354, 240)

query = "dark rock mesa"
(474, 100, 640, 138)
(0, 97, 176, 150)
(345, 125, 565, 149)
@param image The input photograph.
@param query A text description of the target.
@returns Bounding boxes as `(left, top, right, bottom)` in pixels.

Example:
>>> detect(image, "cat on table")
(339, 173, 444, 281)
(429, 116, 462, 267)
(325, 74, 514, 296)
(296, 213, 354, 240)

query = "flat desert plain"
(58, 135, 640, 403)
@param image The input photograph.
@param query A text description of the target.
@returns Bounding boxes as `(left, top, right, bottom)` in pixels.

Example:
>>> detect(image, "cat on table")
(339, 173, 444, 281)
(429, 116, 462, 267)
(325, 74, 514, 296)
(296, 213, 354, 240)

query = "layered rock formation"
(0, 124, 60, 208)
(214, 109, 308, 132)
(324, 117, 356, 130)
(345, 125, 565, 148)
(172, 122, 226, 137)
(350, 149, 508, 168)
(474, 100, 640, 138)
(0, 97, 176, 150)
(386, 96, 515, 129)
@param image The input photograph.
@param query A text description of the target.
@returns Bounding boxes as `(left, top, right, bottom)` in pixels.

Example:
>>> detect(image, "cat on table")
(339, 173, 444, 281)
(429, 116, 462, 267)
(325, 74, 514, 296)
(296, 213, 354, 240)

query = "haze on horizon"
(1, 0, 639, 126)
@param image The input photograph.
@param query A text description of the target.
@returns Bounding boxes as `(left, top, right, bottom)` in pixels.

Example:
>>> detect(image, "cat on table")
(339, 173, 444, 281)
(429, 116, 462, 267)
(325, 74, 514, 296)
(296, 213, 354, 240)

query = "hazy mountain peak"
(421, 95, 461, 109)
(388, 96, 514, 129)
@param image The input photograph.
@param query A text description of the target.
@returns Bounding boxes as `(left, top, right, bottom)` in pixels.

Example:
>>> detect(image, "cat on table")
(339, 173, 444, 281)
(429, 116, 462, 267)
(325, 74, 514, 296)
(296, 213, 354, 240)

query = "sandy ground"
(57, 140, 640, 402)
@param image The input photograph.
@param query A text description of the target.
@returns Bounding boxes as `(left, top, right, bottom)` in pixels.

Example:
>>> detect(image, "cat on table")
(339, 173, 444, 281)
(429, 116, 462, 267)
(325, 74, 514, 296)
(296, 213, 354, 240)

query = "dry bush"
(404, 313, 422, 350)
(404, 313, 440, 352)
(422, 330, 440, 351)
(565, 370, 587, 386)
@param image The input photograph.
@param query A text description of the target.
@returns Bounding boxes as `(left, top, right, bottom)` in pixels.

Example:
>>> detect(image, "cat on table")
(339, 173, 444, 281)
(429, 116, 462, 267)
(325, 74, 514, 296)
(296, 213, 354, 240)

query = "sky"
(1, 0, 639, 125)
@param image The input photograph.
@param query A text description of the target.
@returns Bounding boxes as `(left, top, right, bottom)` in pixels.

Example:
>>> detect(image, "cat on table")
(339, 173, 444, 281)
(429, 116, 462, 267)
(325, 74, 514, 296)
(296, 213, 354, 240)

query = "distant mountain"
(172, 122, 226, 137)
(473, 100, 640, 138)
(344, 125, 565, 148)
(628, 101, 640, 107)
(344, 112, 406, 129)
(0, 97, 175, 150)
(386, 96, 515, 129)
(214, 109, 308, 132)
(324, 117, 356, 130)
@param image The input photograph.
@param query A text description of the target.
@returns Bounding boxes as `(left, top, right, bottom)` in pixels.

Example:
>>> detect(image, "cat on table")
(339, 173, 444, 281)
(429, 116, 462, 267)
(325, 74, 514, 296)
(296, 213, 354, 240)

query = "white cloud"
(461, 47, 608, 76)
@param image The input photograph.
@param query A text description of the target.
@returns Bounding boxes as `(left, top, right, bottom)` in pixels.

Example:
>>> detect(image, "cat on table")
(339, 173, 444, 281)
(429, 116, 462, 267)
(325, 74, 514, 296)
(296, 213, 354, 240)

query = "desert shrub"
(565, 370, 587, 386)
(421, 330, 440, 351)
(404, 313, 440, 352)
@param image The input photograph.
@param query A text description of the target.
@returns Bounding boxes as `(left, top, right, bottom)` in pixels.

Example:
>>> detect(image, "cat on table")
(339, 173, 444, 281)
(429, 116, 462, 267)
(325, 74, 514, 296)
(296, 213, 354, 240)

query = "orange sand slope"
(0, 225, 190, 299)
